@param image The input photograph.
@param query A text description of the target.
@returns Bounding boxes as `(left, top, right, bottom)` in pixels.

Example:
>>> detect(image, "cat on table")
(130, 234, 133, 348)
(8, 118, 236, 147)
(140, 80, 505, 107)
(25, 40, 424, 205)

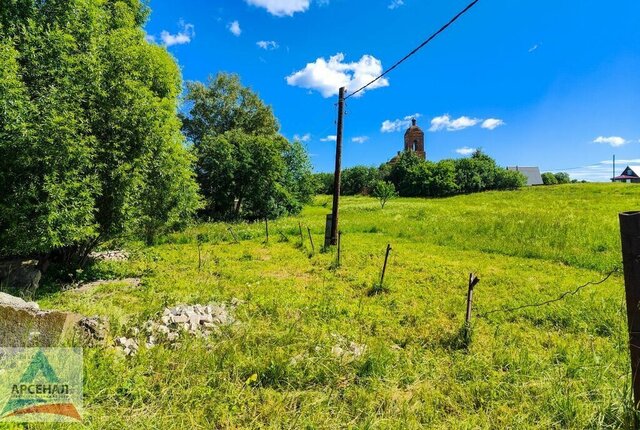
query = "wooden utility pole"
(329, 87, 346, 246)
(619, 211, 640, 408)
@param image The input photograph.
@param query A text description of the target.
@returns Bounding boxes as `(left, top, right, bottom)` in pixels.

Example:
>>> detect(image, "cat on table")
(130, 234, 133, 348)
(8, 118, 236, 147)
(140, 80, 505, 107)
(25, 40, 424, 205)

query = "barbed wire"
(477, 268, 620, 318)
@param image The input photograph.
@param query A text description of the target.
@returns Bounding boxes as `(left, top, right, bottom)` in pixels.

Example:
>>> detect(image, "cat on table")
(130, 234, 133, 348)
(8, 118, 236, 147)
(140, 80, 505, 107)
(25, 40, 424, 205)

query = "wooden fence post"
(380, 244, 392, 286)
(299, 222, 304, 245)
(466, 273, 480, 324)
(307, 227, 315, 254)
(619, 211, 640, 408)
(337, 231, 342, 267)
(227, 227, 239, 244)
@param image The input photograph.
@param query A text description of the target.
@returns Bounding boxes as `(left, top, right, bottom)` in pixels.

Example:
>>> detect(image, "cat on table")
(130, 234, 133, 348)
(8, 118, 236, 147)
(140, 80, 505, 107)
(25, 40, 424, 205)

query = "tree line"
(314, 150, 528, 198)
(0, 0, 312, 270)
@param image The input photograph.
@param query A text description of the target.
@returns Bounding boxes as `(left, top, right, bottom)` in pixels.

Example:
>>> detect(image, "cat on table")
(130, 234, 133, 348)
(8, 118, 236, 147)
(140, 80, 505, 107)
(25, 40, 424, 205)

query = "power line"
(344, 0, 481, 100)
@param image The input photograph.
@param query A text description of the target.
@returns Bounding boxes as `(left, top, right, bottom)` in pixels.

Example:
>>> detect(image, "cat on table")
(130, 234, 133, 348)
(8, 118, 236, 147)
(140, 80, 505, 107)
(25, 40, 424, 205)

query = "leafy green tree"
(372, 180, 397, 209)
(386, 150, 524, 197)
(184, 73, 313, 220)
(341, 166, 380, 195)
(195, 130, 309, 220)
(182, 73, 279, 143)
(494, 169, 527, 190)
(312, 173, 334, 195)
(554, 172, 571, 184)
(387, 152, 424, 197)
(0, 0, 200, 262)
(542, 172, 559, 185)
(428, 160, 459, 196)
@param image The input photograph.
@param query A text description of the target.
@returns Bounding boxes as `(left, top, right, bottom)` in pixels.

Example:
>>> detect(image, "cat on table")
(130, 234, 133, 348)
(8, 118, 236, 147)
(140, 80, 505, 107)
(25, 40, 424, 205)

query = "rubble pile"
(89, 250, 130, 262)
(330, 333, 366, 361)
(115, 300, 241, 356)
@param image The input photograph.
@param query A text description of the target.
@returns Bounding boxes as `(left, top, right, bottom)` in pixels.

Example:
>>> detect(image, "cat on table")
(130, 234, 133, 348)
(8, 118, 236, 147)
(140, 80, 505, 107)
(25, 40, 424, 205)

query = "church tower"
(403, 118, 426, 160)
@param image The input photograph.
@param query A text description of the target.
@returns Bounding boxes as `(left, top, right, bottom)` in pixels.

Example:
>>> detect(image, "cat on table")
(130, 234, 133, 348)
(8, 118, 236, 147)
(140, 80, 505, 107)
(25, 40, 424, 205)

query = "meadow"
(15, 183, 640, 429)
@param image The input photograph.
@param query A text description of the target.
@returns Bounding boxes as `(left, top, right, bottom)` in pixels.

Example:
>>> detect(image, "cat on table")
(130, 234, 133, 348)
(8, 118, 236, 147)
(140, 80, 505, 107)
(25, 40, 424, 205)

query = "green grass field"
(17, 183, 640, 429)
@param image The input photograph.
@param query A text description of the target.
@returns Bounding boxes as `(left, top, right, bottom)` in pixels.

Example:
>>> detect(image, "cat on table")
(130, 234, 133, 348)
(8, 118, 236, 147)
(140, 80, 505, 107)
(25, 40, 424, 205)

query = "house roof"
(614, 165, 640, 179)
(506, 166, 543, 186)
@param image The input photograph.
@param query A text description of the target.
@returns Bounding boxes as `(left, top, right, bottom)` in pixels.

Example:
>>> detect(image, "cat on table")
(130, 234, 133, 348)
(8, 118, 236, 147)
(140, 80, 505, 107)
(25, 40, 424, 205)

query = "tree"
(182, 73, 279, 143)
(554, 172, 571, 184)
(428, 160, 459, 196)
(184, 73, 313, 220)
(372, 181, 397, 209)
(494, 169, 527, 190)
(312, 173, 334, 195)
(341, 166, 380, 195)
(385, 150, 525, 197)
(0, 0, 200, 263)
(387, 152, 424, 197)
(542, 172, 559, 185)
(195, 130, 310, 220)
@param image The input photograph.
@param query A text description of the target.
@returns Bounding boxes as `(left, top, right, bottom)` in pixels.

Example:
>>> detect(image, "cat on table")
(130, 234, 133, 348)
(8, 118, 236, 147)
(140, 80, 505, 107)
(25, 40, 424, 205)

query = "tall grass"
(28, 183, 640, 429)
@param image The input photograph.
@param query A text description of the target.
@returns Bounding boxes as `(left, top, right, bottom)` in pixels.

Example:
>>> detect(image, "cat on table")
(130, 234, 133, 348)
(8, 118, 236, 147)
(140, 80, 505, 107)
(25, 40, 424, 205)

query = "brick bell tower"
(403, 118, 426, 160)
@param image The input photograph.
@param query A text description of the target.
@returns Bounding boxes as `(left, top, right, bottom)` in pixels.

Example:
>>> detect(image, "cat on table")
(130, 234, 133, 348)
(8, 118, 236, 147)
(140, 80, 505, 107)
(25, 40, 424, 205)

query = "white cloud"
(528, 44, 539, 53)
(257, 40, 279, 50)
(481, 118, 505, 130)
(456, 147, 476, 156)
(321, 135, 337, 142)
(429, 114, 481, 132)
(286, 53, 389, 98)
(388, 0, 404, 9)
(294, 133, 311, 142)
(380, 114, 422, 133)
(245, 0, 311, 17)
(228, 21, 242, 36)
(352, 136, 369, 144)
(593, 136, 629, 147)
(160, 22, 195, 47)
(145, 34, 156, 43)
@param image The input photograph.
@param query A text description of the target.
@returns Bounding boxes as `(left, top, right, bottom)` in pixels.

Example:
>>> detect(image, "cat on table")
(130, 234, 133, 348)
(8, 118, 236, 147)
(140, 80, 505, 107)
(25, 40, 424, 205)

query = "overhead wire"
(344, 0, 481, 100)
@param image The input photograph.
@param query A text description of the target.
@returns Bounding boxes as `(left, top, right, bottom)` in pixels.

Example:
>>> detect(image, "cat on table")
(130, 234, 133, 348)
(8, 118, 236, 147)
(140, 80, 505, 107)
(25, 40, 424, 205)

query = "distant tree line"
(541, 172, 583, 185)
(314, 150, 527, 197)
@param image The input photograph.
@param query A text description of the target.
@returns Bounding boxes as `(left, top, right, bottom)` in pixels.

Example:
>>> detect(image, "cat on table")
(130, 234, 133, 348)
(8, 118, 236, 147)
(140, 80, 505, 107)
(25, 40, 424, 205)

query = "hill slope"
(37, 184, 639, 429)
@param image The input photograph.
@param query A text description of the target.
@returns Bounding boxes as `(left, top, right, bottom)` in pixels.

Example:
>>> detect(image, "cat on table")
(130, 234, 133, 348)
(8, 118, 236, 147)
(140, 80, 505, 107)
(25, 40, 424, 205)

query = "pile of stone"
(89, 250, 130, 262)
(115, 300, 240, 356)
(330, 333, 366, 361)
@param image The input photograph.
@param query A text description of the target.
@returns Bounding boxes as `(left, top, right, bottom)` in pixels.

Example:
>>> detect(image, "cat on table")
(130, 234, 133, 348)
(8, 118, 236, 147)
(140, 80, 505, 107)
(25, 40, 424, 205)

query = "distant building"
(613, 165, 640, 183)
(507, 166, 543, 186)
(390, 118, 426, 163)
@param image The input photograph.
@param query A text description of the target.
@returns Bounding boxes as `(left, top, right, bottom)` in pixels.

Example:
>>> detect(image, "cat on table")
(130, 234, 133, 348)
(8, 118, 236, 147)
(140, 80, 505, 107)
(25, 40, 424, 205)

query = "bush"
(341, 166, 381, 195)
(385, 150, 525, 197)
(0, 0, 200, 261)
(542, 172, 559, 185)
(312, 173, 334, 195)
(554, 172, 571, 184)
(184, 73, 313, 220)
(372, 180, 397, 209)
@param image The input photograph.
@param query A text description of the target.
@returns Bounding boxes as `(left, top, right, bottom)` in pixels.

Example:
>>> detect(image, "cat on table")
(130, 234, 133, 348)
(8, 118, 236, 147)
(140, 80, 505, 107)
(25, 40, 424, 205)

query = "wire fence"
(476, 268, 621, 319)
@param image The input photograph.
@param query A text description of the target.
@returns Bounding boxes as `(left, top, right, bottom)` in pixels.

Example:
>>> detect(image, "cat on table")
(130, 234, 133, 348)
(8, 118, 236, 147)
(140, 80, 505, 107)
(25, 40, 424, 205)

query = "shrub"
(542, 172, 559, 185)
(372, 181, 397, 209)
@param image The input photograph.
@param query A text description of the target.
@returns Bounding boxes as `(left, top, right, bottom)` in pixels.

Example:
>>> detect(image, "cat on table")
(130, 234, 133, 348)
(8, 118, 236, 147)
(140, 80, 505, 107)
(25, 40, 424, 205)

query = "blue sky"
(144, 0, 640, 181)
